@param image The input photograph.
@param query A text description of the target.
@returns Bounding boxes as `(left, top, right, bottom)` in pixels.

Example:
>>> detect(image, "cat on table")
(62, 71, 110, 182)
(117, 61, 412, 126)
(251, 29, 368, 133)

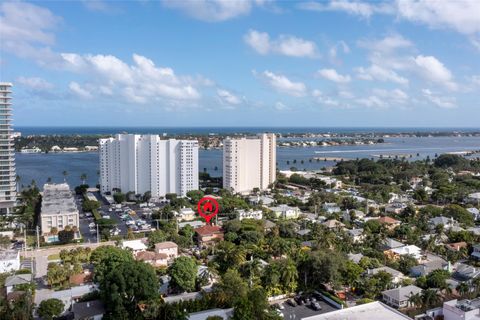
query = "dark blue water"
(15, 136, 480, 189)
(16, 126, 480, 136)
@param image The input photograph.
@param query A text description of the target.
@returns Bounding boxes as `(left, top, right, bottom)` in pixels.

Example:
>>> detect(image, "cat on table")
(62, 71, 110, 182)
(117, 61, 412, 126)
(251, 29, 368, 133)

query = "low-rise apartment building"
(40, 183, 79, 239)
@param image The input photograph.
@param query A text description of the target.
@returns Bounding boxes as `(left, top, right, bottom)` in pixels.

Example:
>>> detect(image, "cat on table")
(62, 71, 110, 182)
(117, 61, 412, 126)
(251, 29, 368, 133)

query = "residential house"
(296, 229, 311, 237)
(452, 263, 480, 283)
(248, 195, 274, 206)
(155, 241, 178, 260)
(176, 208, 196, 221)
(410, 255, 449, 277)
(322, 203, 341, 214)
(385, 203, 407, 215)
(195, 225, 224, 247)
(378, 216, 401, 230)
(387, 245, 422, 261)
(121, 239, 147, 254)
(467, 207, 480, 221)
(135, 251, 169, 267)
(429, 216, 459, 231)
(342, 209, 365, 222)
(73, 300, 105, 320)
(381, 238, 405, 251)
(367, 266, 406, 285)
(382, 285, 423, 308)
(466, 192, 480, 205)
(188, 308, 233, 320)
(263, 220, 276, 232)
(347, 228, 365, 243)
(445, 242, 468, 252)
(179, 221, 205, 229)
(471, 244, 480, 260)
(236, 209, 263, 221)
(268, 204, 300, 219)
(322, 219, 345, 230)
(301, 301, 413, 320)
(4, 274, 32, 294)
(423, 298, 480, 320)
(0, 250, 20, 273)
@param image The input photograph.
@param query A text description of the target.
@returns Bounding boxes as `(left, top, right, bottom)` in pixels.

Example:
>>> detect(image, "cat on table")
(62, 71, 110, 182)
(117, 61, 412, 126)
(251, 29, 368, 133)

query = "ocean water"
(16, 126, 480, 136)
(15, 136, 480, 189)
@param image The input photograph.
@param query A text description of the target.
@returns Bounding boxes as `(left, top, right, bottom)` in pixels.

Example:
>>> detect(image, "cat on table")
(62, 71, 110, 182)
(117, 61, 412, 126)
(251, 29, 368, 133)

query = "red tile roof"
(195, 225, 223, 236)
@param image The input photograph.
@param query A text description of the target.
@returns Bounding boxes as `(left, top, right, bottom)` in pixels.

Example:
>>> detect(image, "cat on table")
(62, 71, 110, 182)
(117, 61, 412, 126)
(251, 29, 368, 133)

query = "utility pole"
(96, 224, 99, 244)
(23, 229, 27, 255)
(36, 226, 40, 250)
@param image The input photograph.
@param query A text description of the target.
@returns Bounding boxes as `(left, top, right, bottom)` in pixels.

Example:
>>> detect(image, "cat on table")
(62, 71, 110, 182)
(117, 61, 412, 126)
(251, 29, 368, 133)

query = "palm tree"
(408, 292, 422, 309)
(456, 282, 470, 297)
(62, 170, 68, 182)
(80, 173, 87, 185)
(280, 258, 298, 293)
(421, 289, 442, 310)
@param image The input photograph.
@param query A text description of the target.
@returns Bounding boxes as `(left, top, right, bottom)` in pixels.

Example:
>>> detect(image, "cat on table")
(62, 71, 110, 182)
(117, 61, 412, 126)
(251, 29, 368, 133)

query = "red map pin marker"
(197, 196, 219, 224)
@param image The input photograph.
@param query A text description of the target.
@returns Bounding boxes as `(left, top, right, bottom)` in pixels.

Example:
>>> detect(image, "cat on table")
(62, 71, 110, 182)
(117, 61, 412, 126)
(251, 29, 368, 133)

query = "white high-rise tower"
(0, 83, 16, 214)
(99, 134, 198, 198)
(223, 133, 276, 193)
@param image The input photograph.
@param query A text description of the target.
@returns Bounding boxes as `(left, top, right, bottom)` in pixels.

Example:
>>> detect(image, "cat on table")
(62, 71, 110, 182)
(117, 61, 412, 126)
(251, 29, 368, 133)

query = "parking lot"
(77, 192, 167, 241)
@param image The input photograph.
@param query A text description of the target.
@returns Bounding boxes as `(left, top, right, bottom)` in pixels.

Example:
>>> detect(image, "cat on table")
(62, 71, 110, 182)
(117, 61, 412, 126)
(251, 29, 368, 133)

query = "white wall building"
(425, 298, 480, 320)
(269, 204, 300, 219)
(236, 209, 263, 220)
(40, 183, 80, 236)
(0, 250, 20, 273)
(99, 134, 199, 198)
(223, 133, 276, 193)
(0, 83, 16, 214)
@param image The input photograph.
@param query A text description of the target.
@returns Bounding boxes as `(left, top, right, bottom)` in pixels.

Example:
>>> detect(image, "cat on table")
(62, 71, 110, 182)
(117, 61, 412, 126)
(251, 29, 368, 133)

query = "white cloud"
(69, 82, 93, 99)
(356, 95, 387, 108)
(59, 53, 202, 102)
(162, 0, 264, 22)
(274, 101, 290, 110)
(16, 77, 54, 90)
(356, 64, 409, 85)
(298, 0, 393, 18)
(217, 89, 242, 105)
(422, 89, 457, 109)
(312, 89, 341, 106)
(413, 55, 457, 91)
(372, 88, 409, 105)
(244, 30, 318, 58)
(358, 34, 413, 54)
(396, 0, 480, 35)
(317, 68, 351, 83)
(329, 41, 350, 62)
(82, 0, 115, 13)
(0, 2, 62, 65)
(256, 70, 307, 97)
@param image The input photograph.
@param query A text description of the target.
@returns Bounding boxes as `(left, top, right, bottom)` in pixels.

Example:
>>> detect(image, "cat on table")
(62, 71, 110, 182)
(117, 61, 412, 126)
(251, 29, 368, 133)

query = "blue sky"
(1, 0, 479, 127)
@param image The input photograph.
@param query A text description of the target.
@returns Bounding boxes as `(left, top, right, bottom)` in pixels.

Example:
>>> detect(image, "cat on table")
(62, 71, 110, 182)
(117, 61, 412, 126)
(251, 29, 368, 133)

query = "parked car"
(294, 295, 304, 305)
(310, 301, 322, 311)
(286, 299, 296, 307)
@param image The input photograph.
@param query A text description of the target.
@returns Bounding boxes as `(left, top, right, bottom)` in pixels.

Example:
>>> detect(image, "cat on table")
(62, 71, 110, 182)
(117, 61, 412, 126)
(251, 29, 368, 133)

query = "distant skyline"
(1, 0, 480, 127)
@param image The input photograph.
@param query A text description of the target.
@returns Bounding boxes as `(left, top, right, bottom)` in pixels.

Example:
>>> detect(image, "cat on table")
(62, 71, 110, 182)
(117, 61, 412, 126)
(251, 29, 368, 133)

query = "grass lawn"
(47, 253, 61, 261)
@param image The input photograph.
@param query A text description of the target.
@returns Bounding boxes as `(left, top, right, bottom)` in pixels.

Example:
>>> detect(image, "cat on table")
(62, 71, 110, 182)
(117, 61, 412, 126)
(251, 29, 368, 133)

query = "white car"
(88, 222, 95, 228)
(125, 220, 135, 226)
(102, 215, 111, 219)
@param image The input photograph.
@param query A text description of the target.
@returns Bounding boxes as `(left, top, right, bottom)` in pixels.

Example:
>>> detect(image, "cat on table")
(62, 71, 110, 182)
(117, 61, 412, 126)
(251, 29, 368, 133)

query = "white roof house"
(382, 285, 423, 309)
(301, 301, 412, 320)
(121, 239, 147, 253)
(390, 245, 422, 260)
